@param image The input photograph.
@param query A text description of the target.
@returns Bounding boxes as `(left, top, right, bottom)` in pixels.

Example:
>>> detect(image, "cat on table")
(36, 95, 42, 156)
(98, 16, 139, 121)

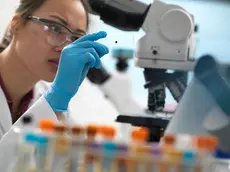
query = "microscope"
(87, 0, 197, 141)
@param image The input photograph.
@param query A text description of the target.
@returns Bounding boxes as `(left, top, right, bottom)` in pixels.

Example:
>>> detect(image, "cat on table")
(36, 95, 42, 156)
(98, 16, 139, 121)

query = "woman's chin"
(42, 72, 56, 83)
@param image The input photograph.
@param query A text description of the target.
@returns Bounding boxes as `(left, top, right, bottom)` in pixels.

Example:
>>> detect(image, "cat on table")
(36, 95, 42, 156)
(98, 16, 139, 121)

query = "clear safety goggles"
(27, 16, 85, 47)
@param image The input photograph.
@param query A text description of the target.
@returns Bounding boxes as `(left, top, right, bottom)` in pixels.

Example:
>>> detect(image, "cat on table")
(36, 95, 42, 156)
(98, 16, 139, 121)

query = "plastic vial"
(84, 124, 99, 172)
(69, 126, 85, 172)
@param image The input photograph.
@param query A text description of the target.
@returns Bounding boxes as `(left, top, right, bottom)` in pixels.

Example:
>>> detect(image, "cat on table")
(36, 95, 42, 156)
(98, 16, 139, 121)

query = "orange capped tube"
(54, 124, 67, 134)
(194, 136, 219, 151)
(85, 124, 99, 142)
(131, 127, 149, 142)
(71, 126, 84, 135)
(162, 134, 176, 146)
(39, 119, 55, 132)
(100, 125, 116, 139)
(86, 124, 98, 137)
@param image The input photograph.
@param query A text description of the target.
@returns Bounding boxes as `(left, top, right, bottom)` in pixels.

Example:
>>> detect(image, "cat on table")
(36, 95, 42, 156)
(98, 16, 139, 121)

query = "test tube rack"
(13, 119, 219, 172)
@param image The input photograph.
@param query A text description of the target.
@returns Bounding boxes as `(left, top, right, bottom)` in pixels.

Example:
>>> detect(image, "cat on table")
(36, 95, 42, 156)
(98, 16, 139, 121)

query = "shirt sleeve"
(0, 96, 58, 172)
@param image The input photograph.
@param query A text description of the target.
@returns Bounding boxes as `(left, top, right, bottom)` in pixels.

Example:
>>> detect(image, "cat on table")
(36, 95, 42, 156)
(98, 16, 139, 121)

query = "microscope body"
(88, 0, 197, 141)
(135, 0, 196, 112)
(136, 0, 196, 71)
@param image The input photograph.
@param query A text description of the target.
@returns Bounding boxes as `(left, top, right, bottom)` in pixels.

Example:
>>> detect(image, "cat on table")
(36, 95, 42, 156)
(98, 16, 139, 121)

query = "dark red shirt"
(0, 74, 34, 123)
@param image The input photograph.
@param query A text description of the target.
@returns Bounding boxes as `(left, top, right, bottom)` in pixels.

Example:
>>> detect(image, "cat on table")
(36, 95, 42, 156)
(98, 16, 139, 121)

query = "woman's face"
(14, 0, 87, 82)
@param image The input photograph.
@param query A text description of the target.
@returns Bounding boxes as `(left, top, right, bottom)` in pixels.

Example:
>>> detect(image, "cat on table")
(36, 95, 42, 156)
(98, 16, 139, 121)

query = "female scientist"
(0, 0, 108, 169)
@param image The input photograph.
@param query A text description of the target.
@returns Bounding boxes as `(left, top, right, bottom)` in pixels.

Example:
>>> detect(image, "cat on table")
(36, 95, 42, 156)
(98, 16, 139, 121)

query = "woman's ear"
(10, 15, 22, 35)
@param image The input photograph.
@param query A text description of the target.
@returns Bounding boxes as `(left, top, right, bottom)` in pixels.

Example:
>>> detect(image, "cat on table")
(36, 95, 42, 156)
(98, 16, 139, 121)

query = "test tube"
(38, 119, 55, 171)
(35, 134, 49, 172)
(83, 124, 99, 172)
(100, 126, 117, 172)
(135, 144, 150, 172)
(13, 116, 34, 154)
(161, 134, 177, 170)
(115, 144, 128, 172)
(87, 142, 102, 172)
(128, 127, 149, 172)
(151, 145, 162, 172)
(166, 148, 183, 172)
(14, 132, 37, 172)
(194, 136, 219, 155)
(182, 151, 198, 172)
(193, 136, 219, 172)
(51, 124, 70, 172)
(86, 124, 98, 142)
(69, 126, 85, 172)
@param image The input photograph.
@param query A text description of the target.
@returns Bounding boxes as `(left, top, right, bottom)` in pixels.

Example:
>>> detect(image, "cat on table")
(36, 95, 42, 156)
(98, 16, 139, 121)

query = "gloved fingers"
(79, 52, 96, 67)
(72, 41, 109, 57)
(73, 31, 107, 43)
(75, 48, 102, 68)
(78, 65, 90, 86)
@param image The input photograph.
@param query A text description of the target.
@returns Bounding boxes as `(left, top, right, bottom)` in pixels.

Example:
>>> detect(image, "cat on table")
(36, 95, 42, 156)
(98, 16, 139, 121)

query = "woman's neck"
(0, 46, 38, 104)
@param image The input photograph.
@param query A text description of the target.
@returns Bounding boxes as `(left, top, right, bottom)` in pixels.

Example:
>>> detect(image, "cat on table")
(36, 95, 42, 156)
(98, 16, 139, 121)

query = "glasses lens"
(44, 24, 73, 47)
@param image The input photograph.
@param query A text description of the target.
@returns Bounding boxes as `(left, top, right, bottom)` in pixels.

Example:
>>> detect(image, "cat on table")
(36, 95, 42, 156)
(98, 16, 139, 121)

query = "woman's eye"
(71, 37, 80, 42)
(49, 25, 62, 33)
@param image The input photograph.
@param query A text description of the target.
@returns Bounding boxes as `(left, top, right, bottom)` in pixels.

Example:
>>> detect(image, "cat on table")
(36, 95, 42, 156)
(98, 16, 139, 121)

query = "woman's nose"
(55, 41, 71, 52)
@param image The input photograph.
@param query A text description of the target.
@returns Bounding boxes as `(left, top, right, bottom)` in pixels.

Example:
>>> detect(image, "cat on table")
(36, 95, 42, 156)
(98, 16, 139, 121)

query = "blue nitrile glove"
(44, 31, 109, 112)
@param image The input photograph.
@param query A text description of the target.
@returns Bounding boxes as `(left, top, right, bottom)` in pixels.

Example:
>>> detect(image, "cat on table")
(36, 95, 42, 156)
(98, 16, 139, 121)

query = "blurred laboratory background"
(0, 0, 230, 123)
(88, 0, 230, 107)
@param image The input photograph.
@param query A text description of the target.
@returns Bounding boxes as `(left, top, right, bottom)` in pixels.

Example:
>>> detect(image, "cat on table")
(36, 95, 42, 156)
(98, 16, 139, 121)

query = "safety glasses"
(27, 16, 85, 47)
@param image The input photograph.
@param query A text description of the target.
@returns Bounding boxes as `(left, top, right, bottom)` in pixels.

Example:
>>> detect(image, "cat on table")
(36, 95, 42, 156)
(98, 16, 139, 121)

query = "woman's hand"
(44, 31, 109, 112)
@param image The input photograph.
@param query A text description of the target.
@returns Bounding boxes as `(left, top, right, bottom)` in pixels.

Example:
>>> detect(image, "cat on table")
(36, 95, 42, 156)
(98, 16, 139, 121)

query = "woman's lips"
(48, 59, 59, 68)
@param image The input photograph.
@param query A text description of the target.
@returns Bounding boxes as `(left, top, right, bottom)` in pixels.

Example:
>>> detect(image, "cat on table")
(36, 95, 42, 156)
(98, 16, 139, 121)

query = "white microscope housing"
(136, 0, 196, 71)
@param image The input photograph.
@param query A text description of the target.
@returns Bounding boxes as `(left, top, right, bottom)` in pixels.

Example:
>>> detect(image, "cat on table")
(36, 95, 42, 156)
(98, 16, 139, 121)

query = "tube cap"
(100, 125, 116, 139)
(117, 144, 128, 152)
(86, 124, 98, 136)
(162, 134, 176, 145)
(131, 127, 149, 141)
(152, 144, 162, 156)
(194, 136, 219, 151)
(183, 151, 196, 160)
(39, 119, 54, 132)
(24, 132, 37, 143)
(71, 126, 84, 135)
(103, 142, 117, 151)
(36, 135, 49, 144)
(54, 124, 67, 133)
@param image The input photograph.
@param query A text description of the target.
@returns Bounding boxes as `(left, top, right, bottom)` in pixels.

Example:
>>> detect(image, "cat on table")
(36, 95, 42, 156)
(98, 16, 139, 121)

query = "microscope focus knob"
(160, 9, 193, 42)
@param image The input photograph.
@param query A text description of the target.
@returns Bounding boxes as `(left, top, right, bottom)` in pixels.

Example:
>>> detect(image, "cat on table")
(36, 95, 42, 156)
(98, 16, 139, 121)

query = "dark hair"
(0, 0, 90, 53)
